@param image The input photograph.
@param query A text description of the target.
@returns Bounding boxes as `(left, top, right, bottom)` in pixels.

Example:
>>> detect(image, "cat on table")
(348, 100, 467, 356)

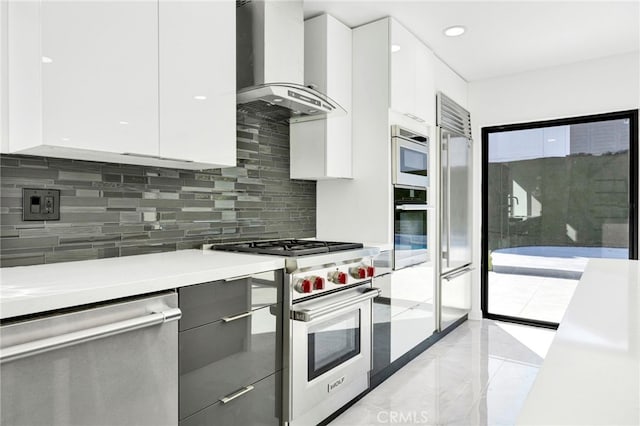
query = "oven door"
(394, 203, 432, 270)
(289, 284, 380, 426)
(392, 138, 429, 188)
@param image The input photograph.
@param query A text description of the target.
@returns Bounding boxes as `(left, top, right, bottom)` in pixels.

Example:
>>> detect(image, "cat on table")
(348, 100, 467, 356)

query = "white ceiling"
(302, 0, 640, 82)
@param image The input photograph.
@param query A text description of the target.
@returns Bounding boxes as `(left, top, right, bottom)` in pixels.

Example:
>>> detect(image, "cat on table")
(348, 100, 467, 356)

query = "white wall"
(469, 52, 639, 131)
(468, 51, 640, 319)
(0, 0, 7, 151)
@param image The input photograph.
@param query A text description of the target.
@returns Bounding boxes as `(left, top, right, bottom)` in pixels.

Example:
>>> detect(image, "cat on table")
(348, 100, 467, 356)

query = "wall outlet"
(22, 188, 60, 221)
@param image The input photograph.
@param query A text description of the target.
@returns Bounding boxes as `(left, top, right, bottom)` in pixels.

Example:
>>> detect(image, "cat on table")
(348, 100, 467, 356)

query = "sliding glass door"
(482, 110, 638, 327)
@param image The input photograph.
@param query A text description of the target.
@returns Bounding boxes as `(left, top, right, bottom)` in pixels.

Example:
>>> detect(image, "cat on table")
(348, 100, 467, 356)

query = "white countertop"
(517, 258, 640, 425)
(0, 250, 284, 320)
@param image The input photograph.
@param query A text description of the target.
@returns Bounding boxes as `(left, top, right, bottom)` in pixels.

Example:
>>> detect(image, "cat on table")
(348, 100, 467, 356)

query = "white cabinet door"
(388, 262, 436, 361)
(5, 0, 236, 170)
(415, 43, 436, 125)
(389, 19, 435, 125)
(9, 1, 159, 156)
(389, 19, 417, 119)
(434, 56, 468, 110)
(290, 14, 352, 180)
(159, 0, 236, 168)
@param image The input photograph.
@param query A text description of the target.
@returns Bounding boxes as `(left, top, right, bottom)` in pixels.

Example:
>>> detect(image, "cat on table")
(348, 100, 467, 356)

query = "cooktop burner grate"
(212, 239, 364, 256)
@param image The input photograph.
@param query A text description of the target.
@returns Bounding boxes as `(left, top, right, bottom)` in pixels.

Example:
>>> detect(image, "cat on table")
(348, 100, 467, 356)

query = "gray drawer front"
(178, 270, 282, 331)
(179, 305, 282, 419)
(180, 372, 281, 426)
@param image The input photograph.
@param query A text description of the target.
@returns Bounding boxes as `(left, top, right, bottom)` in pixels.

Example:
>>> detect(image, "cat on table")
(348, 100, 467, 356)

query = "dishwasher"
(0, 291, 181, 426)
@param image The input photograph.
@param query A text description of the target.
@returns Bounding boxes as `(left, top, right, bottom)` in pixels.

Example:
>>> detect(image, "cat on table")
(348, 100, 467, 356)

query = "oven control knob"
(294, 278, 313, 294)
(367, 266, 376, 277)
(328, 271, 348, 285)
(349, 266, 367, 279)
(313, 276, 325, 290)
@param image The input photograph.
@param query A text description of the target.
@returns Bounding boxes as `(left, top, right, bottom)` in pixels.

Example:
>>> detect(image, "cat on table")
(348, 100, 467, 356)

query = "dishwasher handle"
(0, 307, 182, 364)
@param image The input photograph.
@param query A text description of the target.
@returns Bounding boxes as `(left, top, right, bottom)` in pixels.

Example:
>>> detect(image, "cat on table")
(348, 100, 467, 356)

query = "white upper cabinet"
(414, 42, 436, 124)
(390, 20, 418, 119)
(290, 14, 352, 180)
(3, 0, 236, 170)
(390, 19, 435, 125)
(159, 0, 235, 168)
(434, 56, 469, 110)
(6, 1, 158, 157)
(43, 1, 159, 157)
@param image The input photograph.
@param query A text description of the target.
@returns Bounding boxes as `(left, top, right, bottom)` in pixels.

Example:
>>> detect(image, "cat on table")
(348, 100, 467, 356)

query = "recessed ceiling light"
(308, 109, 317, 114)
(444, 26, 466, 37)
(119, 121, 129, 125)
(193, 95, 207, 100)
(273, 98, 283, 102)
(41, 56, 53, 64)
(391, 44, 401, 53)
(61, 137, 70, 142)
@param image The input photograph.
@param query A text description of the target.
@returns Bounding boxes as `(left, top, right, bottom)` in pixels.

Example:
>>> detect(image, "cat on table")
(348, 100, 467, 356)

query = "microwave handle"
(395, 204, 434, 211)
(291, 288, 381, 322)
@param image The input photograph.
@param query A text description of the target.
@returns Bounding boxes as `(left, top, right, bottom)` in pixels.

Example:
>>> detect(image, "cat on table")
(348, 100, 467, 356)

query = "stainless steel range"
(213, 239, 380, 426)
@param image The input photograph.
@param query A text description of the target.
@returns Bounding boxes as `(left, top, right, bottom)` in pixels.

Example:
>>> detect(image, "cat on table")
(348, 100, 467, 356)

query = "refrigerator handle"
(444, 133, 451, 268)
(440, 135, 446, 263)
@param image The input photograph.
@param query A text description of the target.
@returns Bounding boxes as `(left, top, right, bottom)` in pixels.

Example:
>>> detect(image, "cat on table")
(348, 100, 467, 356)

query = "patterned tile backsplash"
(0, 113, 316, 267)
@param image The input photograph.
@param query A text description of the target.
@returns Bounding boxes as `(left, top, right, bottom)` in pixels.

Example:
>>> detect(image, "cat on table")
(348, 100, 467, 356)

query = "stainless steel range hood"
(236, 0, 346, 123)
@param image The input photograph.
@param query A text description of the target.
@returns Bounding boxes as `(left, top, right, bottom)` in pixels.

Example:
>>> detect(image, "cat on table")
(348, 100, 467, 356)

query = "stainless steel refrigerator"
(435, 92, 473, 331)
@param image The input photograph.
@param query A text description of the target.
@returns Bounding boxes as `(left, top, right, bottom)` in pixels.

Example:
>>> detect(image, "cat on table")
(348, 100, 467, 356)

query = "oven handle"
(395, 204, 434, 211)
(291, 288, 381, 322)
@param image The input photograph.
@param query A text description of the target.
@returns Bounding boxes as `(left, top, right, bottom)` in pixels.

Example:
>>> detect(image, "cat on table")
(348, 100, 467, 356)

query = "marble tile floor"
(330, 320, 556, 426)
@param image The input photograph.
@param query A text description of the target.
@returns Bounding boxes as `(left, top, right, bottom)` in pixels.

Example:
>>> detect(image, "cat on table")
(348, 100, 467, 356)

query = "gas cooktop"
(212, 239, 364, 257)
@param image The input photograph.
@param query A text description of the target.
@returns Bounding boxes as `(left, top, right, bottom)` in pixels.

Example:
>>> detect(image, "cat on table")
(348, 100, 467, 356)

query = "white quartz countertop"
(517, 258, 640, 425)
(0, 250, 284, 320)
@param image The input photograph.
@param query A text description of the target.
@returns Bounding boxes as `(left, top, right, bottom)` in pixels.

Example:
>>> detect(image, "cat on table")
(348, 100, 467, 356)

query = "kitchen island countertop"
(0, 250, 284, 320)
(517, 258, 639, 425)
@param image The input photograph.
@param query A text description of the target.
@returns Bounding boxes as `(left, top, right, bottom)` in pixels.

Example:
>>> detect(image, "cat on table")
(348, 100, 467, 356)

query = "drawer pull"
(443, 267, 474, 281)
(220, 385, 255, 404)
(221, 311, 252, 323)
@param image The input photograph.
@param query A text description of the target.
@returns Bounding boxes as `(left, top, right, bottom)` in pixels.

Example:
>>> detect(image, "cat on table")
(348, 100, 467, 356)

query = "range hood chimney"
(236, 0, 346, 123)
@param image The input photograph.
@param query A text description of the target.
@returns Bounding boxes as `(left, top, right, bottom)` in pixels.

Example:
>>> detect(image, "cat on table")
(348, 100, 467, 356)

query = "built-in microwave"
(391, 125, 429, 188)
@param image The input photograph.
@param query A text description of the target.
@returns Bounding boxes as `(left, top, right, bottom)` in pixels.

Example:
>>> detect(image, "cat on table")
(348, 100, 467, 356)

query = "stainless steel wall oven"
(394, 187, 431, 269)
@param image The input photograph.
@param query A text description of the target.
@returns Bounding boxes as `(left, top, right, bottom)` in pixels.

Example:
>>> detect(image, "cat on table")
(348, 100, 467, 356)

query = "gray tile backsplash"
(0, 112, 316, 267)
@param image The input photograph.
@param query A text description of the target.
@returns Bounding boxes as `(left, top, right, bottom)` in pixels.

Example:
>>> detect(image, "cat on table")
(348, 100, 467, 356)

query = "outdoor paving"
(488, 271, 578, 323)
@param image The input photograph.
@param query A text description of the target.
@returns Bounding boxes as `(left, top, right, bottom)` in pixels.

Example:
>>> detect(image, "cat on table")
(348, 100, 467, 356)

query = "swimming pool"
(490, 246, 628, 279)
(493, 246, 628, 259)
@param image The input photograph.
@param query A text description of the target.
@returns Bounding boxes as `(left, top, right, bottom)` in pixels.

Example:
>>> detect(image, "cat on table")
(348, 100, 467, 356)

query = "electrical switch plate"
(22, 188, 60, 221)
